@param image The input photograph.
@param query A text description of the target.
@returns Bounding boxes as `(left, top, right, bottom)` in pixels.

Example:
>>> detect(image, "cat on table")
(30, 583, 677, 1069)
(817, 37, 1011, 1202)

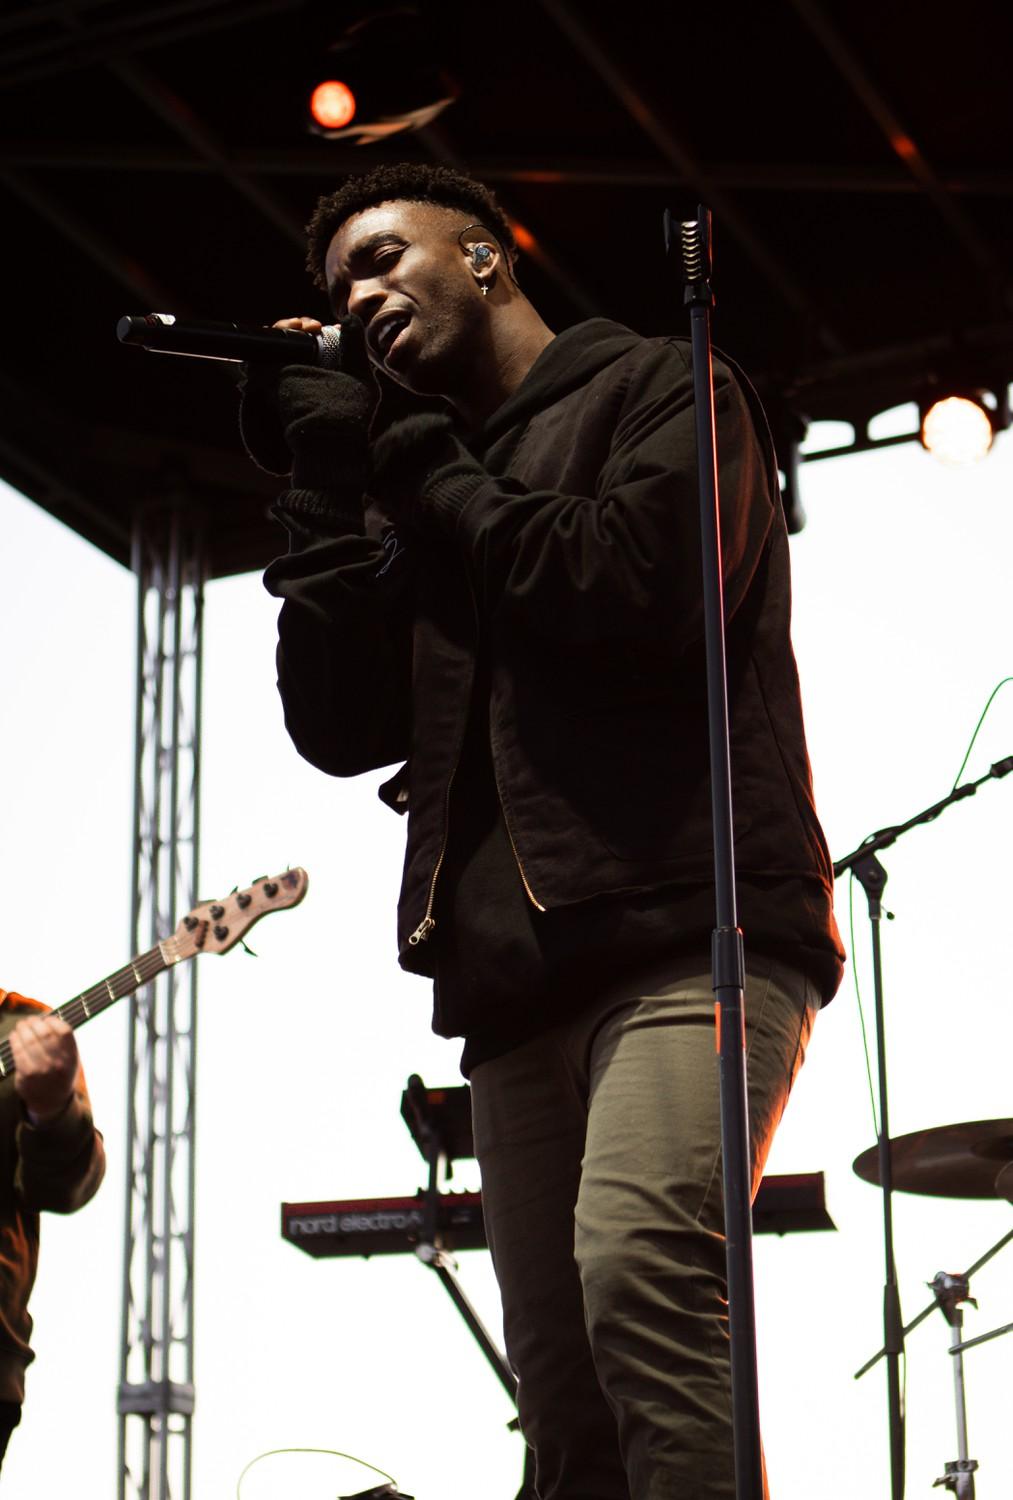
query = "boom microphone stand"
(668, 204, 763, 1500)
(842, 846, 905, 1500)
(837, 752, 1013, 1500)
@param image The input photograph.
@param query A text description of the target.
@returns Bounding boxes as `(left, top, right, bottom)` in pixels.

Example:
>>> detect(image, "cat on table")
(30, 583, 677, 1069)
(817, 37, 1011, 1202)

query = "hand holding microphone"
(237, 314, 377, 485)
(118, 310, 378, 484)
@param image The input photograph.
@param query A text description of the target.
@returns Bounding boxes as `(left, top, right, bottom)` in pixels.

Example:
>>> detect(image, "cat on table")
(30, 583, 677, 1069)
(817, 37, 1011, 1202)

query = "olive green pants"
(470, 953, 819, 1500)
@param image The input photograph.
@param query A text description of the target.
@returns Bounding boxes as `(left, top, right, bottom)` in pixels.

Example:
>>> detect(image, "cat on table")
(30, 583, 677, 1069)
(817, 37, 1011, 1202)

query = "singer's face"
(324, 201, 488, 398)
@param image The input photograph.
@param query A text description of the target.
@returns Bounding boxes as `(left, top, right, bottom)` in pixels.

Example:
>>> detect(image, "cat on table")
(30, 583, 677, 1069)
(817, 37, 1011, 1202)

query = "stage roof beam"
(107, 56, 307, 249)
(0, 0, 304, 93)
(4, 145, 1013, 200)
(536, 0, 847, 356)
(0, 165, 179, 309)
(786, 0, 1011, 308)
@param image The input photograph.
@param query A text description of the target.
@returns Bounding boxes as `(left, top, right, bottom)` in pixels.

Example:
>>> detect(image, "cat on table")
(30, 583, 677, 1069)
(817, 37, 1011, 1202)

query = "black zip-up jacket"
(264, 319, 844, 1047)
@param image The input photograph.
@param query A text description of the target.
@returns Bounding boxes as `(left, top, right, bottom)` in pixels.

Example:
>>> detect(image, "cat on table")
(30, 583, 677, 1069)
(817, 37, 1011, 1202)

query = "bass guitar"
(0, 867, 309, 1076)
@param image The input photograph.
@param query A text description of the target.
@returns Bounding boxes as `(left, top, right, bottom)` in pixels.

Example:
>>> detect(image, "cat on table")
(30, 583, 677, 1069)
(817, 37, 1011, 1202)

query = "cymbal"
(854, 1119, 1013, 1199)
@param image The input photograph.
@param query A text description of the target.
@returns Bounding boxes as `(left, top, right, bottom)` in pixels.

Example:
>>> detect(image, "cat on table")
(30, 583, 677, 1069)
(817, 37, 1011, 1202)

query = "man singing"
(244, 163, 844, 1499)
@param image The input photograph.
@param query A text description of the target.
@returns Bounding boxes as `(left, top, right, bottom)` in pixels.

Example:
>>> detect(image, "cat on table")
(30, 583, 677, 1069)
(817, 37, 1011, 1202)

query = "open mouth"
(369, 311, 411, 364)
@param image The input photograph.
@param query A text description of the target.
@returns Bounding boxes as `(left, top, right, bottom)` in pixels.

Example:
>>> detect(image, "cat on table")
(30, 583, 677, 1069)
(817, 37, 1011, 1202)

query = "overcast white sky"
(1, 411, 1012, 1500)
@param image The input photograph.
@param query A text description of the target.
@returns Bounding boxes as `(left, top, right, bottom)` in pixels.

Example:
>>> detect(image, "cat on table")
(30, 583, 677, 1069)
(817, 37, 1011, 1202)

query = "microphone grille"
(316, 324, 342, 369)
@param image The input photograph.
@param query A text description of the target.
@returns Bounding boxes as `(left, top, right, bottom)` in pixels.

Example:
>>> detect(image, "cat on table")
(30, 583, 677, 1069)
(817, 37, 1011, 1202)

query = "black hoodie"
(265, 319, 845, 1069)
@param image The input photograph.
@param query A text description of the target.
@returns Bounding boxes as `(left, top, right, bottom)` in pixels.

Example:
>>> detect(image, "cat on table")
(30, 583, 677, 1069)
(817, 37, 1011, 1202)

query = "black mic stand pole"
(667, 205, 763, 1500)
(847, 849, 905, 1500)
(835, 753, 1013, 1500)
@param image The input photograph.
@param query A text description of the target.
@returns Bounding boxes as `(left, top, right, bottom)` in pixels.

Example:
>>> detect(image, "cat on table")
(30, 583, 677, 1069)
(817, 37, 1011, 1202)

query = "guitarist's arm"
(8, 1003, 105, 1215)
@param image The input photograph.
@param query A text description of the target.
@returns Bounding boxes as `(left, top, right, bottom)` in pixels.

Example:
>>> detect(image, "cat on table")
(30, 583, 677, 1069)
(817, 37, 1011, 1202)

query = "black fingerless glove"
(237, 315, 377, 490)
(237, 362, 292, 477)
(371, 412, 488, 532)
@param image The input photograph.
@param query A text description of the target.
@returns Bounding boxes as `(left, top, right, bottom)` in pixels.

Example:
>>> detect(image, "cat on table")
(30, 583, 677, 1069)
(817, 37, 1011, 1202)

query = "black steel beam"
(0, 0, 303, 92)
(0, 166, 180, 309)
(108, 57, 306, 248)
(5, 144, 1013, 198)
(786, 0, 1010, 306)
(536, 0, 847, 355)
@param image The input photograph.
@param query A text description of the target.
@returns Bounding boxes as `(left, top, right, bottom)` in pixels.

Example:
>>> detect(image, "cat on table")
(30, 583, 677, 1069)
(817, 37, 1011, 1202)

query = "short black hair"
(305, 162, 517, 291)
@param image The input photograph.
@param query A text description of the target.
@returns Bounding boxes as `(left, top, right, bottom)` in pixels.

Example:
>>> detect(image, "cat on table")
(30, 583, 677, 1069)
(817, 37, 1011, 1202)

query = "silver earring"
(480, 282, 489, 296)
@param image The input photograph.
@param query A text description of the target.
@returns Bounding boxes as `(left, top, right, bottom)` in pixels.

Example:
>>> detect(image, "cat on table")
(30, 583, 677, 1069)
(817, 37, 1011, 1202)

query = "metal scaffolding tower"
(118, 503, 205, 1500)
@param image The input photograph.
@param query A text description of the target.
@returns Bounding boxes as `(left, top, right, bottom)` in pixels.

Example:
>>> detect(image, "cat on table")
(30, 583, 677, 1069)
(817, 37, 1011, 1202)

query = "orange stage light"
(510, 220, 537, 254)
(309, 80, 356, 130)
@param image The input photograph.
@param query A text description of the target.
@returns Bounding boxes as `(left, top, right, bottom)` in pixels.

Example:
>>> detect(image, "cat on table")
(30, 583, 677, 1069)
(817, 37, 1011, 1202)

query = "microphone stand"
(667, 204, 763, 1500)
(836, 753, 1013, 1500)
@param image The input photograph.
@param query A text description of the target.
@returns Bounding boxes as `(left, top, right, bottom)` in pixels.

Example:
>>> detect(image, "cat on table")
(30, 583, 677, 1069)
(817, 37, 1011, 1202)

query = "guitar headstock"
(169, 868, 309, 961)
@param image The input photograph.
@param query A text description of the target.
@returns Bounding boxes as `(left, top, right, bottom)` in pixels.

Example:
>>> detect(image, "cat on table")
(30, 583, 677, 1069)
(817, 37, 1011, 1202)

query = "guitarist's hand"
(11, 1015, 80, 1126)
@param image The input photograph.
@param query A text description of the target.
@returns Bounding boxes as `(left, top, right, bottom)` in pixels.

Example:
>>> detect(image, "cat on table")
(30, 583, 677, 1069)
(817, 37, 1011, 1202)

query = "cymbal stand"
(837, 754, 1013, 1500)
(857, 1226, 1013, 1375)
(857, 1226, 1013, 1497)
(930, 1272, 978, 1499)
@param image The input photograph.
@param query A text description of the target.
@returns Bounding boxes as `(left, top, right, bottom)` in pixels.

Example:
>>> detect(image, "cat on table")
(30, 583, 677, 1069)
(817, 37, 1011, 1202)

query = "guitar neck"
(0, 868, 309, 1082)
(0, 943, 171, 1080)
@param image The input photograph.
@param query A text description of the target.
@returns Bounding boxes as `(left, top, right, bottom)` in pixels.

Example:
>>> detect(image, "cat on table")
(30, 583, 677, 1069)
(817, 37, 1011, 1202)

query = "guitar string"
(0, 946, 167, 1078)
(59, 948, 167, 1027)
(0, 882, 300, 1077)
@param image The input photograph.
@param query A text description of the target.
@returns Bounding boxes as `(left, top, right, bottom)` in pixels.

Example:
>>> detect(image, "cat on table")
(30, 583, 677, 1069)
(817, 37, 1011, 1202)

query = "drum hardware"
(930, 1271, 978, 1499)
(834, 756, 1013, 1500)
(340, 1489, 414, 1500)
(853, 1119, 1013, 1201)
(853, 1119, 1013, 1499)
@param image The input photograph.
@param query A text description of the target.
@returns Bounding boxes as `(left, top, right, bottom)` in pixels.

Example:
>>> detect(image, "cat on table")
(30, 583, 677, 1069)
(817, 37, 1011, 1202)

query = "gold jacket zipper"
(490, 725, 547, 912)
(409, 564, 483, 949)
(407, 770, 456, 946)
(407, 570, 549, 941)
(503, 812, 546, 912)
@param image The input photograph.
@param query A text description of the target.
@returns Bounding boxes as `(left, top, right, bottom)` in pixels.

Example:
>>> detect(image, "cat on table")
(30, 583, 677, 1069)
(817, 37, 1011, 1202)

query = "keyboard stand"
(401, 1075, 535, 1500)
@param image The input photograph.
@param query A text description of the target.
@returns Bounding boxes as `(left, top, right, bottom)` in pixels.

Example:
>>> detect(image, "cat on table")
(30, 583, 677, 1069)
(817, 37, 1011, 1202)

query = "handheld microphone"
(116, 313, 342, 368)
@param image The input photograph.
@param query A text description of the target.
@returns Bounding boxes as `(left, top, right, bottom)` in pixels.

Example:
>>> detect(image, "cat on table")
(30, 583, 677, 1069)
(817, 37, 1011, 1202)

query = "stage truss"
(117, 503, 204, 1500)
